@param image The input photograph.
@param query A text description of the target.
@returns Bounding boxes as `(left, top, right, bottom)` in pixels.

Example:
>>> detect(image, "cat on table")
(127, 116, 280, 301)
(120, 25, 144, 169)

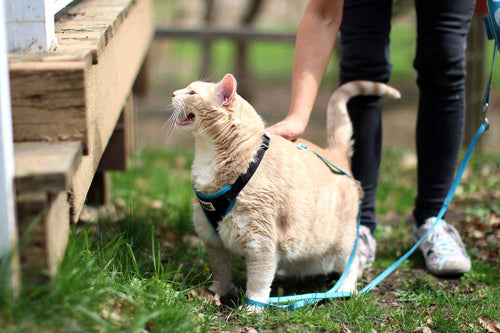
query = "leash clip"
(482, 103, 491, 131)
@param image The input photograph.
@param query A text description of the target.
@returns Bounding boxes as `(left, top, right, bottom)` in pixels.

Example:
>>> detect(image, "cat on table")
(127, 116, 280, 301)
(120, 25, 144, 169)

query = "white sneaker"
(414, 217, 471, 276)
(357, 225, 376, 275)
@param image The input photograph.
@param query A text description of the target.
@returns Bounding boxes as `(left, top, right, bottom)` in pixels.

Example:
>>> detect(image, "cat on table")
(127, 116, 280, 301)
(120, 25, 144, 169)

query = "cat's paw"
(239, 303, 265, 314)
(209, 282, 237, 298)
(336, 260, 359, 295)
(336, 277, 357, 295)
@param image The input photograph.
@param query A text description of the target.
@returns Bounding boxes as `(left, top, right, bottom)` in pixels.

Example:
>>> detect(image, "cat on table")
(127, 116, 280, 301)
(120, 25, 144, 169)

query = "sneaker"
(414, 217, 471, 276)
(357, 225, 376, 274)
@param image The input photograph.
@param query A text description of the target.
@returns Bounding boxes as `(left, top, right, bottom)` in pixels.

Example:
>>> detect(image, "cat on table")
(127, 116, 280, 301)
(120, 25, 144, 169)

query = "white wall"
(5, 0, 75, 52)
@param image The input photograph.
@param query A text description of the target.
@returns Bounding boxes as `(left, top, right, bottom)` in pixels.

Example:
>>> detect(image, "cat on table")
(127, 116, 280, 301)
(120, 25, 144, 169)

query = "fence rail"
(155, 26, 296, 43)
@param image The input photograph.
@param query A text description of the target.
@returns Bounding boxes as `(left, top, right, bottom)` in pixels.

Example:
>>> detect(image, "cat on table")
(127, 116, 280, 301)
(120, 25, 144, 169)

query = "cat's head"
(170, 74, 264, 139)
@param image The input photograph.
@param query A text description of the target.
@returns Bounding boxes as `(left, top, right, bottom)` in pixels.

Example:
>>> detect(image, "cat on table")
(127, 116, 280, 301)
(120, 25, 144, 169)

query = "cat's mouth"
(176, 112, 196, 127)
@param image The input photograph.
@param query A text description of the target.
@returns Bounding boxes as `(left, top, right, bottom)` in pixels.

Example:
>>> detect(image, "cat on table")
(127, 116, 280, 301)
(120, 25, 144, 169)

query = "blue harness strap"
(194, 133, 270, 231)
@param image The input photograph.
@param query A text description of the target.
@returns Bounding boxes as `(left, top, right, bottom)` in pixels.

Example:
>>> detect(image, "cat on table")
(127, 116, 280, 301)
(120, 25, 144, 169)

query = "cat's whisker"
(162, 104, 181, 143)
(162, 114, 176, 132)
(163, 107, 177, 127)
(197, 73, 212, 83)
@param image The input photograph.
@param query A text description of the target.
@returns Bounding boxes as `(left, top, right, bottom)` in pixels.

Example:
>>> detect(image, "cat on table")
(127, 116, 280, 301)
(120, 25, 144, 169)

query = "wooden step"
(9, 0, 153, 152)
(9, 0, 152, 223)
(14, 141, 82, 194)
(8, 0, 151, 282)
(14, 141, 82, 278)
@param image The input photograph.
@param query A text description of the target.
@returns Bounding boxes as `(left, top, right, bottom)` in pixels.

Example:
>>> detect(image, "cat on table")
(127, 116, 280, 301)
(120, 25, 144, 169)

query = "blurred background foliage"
(137, 0, 500, 154)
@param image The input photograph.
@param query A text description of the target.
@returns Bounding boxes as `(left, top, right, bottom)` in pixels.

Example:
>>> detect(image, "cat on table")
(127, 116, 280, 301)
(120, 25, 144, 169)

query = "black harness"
(193, 133, 270, 231)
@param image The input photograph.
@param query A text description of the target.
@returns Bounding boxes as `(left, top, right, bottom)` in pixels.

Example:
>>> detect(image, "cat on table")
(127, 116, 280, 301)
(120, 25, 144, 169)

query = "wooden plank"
(55, 0, 136, 64)
(54, 23, 111, 64)
(8, 0, 135, 63)
(0, 0, 20, 296)
(16, 190, 70, 278)
(87, 93, 134, 205)
(16, 192, 48, 280)
(10, 58, 91, 146)
(14, 141, 82, 194)
(45, 191, 70, 277)
(98, 93, 134, 172)
(71, 0, 153, 221)
(8, 49, 91, 63)
(9, 0, 146, 147)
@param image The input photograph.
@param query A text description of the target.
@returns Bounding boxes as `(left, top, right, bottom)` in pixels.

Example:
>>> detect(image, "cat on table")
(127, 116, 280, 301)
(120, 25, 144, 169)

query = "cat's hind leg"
(335, 254, 359, 294)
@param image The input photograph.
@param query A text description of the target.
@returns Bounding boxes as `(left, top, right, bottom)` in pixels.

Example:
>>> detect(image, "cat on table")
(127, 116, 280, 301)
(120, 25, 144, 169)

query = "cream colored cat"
(171, 74, 400, 308)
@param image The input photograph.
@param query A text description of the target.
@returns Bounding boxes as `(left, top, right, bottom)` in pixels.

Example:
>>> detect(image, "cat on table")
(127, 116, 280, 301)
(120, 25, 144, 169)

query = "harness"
(193, 133, 270, 231)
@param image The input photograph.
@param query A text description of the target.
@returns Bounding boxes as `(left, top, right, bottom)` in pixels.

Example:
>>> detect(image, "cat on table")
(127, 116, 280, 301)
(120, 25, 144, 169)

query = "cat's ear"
(215, 74, 237, 106)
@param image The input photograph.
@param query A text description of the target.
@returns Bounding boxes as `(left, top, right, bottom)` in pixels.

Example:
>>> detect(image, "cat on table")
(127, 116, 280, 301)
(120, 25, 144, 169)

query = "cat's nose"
(172, 92, 175, 97)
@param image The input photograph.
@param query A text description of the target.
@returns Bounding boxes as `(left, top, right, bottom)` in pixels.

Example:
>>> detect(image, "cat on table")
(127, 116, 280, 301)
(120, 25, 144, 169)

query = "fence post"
(200, 0, 214, 78)
(0, 0, 21, 295)
(235, 0, 263, 102)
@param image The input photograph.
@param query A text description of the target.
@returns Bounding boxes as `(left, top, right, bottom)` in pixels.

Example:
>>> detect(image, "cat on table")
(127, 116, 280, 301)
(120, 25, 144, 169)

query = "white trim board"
(52, 0, 75, 14)
(6, 0, 75, 52)
(0, 0, 20, 292)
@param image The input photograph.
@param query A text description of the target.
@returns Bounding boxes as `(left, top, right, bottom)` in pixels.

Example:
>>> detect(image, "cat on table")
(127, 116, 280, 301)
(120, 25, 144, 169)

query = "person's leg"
(413, 0, 475, 225)
(340, 0, 393, 235)
(413, 0, 475, 275)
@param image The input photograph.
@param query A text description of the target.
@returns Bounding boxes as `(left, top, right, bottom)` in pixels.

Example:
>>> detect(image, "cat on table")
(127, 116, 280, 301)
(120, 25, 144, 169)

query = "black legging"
(339, 0, 476, 233)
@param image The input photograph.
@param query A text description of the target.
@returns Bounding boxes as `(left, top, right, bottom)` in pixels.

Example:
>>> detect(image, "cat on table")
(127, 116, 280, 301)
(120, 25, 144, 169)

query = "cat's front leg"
(206, 244, 236, 298)
(244, 248, 278, 307)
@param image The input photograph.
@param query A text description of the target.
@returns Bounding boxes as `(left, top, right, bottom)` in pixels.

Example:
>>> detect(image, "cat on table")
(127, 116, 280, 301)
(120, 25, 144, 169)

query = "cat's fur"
(171, 74, 400, 306)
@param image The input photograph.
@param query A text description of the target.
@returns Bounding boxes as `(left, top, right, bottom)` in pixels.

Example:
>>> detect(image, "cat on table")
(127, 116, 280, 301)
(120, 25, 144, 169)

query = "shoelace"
(358, 231, 374, 258)
(425, 224, 464, 256)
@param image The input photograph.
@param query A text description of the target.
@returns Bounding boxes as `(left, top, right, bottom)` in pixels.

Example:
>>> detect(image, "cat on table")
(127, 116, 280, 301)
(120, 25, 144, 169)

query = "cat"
(170, 74, 400, 309)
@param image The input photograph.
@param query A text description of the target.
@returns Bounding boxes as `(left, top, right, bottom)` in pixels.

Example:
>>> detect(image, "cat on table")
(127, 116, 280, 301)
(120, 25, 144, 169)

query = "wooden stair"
(15, 142, 82, 278)
(8, 0, 153, 280)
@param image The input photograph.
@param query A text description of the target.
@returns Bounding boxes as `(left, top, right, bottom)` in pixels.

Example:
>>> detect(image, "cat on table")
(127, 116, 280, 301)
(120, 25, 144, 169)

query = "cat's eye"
(189, 90, 196, 95)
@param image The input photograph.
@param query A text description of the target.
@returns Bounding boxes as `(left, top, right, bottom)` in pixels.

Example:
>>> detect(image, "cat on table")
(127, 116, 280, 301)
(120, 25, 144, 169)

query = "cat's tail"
(326, 81, 400, 156)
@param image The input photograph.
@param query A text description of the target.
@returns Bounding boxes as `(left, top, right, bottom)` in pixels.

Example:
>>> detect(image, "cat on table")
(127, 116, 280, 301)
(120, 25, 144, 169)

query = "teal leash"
(246, 41, 494, 309)
(359, 39, 495, 296)
(296, 144, 353, 178)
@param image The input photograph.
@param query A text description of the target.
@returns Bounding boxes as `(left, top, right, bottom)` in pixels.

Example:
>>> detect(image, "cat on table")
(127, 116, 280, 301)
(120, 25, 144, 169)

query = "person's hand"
(266, 116, 307, 142)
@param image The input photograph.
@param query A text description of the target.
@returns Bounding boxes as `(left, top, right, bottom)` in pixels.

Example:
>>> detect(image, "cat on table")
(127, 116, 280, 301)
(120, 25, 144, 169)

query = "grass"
(1, 148, 498, 332)
(1, 4, 499, 331)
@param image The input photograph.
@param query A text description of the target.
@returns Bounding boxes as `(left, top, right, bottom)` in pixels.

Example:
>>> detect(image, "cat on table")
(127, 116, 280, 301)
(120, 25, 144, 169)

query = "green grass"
(1, 148, 498, 332)
(1, 3, 499, 331)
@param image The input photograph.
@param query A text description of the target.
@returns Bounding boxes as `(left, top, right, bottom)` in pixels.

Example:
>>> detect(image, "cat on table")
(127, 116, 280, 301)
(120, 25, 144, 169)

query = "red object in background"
(475, 0, 488, 16)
